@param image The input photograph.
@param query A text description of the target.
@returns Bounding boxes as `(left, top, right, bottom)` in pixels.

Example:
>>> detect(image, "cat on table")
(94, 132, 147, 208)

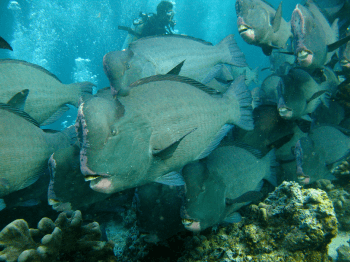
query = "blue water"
(0, 0, 300, 88)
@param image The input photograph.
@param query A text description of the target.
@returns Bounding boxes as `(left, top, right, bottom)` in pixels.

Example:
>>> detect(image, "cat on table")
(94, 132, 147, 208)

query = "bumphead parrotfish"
(294, 125, 350, 184)
(103, 34, 247, 95)
(0, 101, 72, 199)
(235, 0, 292, 55)
(77, 75, 253, 194)
(181, 146, 276, 232)
(290, 3, 350, 71)
(47, 144, 109, 212)
(0, 59, 94, 125)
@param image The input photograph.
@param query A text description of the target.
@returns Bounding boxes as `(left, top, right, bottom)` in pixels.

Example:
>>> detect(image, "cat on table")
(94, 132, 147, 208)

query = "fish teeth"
(182, 219, 194, 226)
(298, 50, 309, 59)
(84, 175, 102, 181)
(238, 25, 249, 33)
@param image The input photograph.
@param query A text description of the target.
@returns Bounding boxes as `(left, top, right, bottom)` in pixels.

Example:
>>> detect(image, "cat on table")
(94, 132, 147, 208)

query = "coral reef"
(314, 179, 350, 231)
(176, 181, 337, 262)
(0, 210, 116, 262)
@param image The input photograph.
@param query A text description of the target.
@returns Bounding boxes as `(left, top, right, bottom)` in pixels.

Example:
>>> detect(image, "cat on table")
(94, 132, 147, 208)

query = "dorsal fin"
(272, 2, 283, 33)
(0, 103, 40, 127)
(0, 59, 62, 83)
(0, 36, 13, 51)
(130, 34, 213, 47)
(166, 60, 185, 75)
(129, 74, 221, 95)
(6, 89, 29, 111)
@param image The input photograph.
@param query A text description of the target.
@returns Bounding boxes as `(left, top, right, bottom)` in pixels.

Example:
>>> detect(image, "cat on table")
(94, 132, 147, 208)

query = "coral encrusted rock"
(178, 181, 338, 262)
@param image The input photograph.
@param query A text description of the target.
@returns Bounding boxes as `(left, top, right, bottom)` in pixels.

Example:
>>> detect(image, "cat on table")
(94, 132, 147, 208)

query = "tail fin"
(224, 75, 254, 131)
(218, 34, 247, 67)
(73, 81, 95, 106)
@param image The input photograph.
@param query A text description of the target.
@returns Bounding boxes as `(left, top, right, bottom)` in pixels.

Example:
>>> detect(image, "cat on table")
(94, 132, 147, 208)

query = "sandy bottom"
(328, 231, 350, 260)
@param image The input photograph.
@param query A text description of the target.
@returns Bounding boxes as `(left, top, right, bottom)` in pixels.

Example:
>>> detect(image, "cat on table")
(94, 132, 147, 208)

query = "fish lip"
(182, 219, 201, 232)
(278, 107, 293, 119)
(238, 24, 251, 34)
(341, 59, 350, 70)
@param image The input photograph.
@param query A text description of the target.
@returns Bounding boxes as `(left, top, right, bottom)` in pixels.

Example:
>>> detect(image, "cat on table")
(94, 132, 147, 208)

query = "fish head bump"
(103, 49, 134, 94)
(236, 0, 276, 45)
(291, 4, 326, 69)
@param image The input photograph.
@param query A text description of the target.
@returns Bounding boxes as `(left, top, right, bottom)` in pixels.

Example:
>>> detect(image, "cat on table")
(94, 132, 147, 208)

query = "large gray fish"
(277, 68, 330, 120)
(290, 3, 344, 71)
(235, 0, 292, 56)
(0, 102, 72, 199)
(47, 144, 109, 212)
(0, 37, 12, 51)
(77, 75, 253, 194)
(0, 59, 93, 125)
(181, 146, 276, 232)
(294, 125, 350, 184)
(305, 0, 350, 35)
(236, 105, 295, 155)
(103, 34, 247, 95)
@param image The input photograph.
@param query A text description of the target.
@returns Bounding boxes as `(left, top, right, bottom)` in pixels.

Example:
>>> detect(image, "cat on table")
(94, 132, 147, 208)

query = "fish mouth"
(297, 50, 313, 67)
(238, 24, 250, 34)
(278, 107, 293, 119)
(341, 59, 350, 70)
(297, 174, 310, 185)
(182, 218, 202, 232)
(88, 174, 116, 194)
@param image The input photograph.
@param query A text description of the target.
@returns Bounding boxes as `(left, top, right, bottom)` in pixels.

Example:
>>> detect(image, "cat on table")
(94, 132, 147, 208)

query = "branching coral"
(0, 210, 116, 262)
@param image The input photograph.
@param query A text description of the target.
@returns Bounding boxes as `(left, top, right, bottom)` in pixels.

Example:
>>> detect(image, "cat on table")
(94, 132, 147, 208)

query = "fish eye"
(111, 129, 118, 136)
(125, 62, 130, 69)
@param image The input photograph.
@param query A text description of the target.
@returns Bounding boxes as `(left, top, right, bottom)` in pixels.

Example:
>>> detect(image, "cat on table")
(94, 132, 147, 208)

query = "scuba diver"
(119, 1, 176, 49)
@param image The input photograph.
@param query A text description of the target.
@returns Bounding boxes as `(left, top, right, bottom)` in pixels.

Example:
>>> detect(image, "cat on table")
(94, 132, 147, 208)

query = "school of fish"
(1, 0, 350, 238)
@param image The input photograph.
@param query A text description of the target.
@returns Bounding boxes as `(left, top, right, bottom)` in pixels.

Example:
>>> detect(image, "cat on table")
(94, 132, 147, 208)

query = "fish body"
(77, 75, 253, 194)
(295, 126, 350, 184)
(103, 34, 247, 95)
(238, 105, 295, 155)
(0, 104, 72, 197)
(182, 146, 275, 232)
(235, 0, 292, 55)
(0, 59, 93, 125)
(277, 68, 329, 120)
(47, 144, 109, 212)
(291, 3, 338, 70)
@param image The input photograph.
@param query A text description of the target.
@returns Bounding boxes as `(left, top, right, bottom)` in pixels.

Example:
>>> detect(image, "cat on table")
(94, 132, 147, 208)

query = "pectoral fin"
(225, 191, 263, 205)
(152, 128, 197, 160)
(7, 89, 29, 111)
(327, 34, 350, 53)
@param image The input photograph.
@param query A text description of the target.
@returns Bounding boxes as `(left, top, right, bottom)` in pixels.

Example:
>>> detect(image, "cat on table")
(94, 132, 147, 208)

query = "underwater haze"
(0, 0, 299, 88)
